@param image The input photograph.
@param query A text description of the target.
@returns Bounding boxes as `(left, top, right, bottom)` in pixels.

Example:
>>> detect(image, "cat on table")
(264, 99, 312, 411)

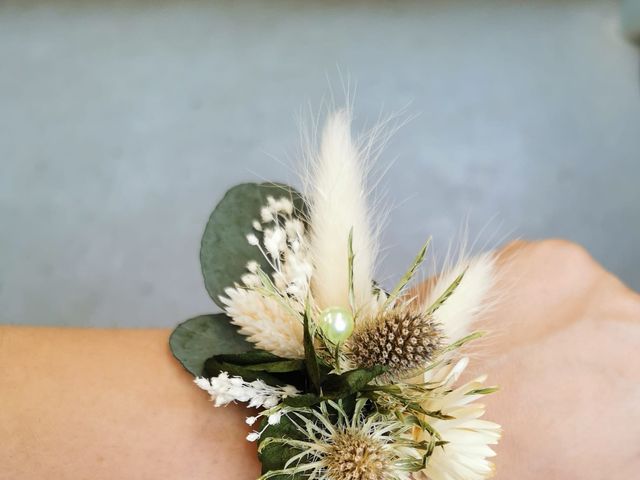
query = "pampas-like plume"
(306, 110, 377, 312)
(422, 252, 496, 342)
(220, 287, 305, 358)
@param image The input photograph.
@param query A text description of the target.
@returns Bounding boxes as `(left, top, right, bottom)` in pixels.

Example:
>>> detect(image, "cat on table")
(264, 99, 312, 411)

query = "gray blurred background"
(1, 0, 639, 328)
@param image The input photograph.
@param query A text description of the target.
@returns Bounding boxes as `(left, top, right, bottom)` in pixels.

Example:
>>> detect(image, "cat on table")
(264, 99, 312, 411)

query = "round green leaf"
(169, 314, 253, 376)
(200, 182, 306, 308)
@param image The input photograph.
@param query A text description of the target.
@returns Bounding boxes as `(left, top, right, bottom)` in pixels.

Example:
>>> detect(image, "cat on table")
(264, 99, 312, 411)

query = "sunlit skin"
(1, 240, 639, 479)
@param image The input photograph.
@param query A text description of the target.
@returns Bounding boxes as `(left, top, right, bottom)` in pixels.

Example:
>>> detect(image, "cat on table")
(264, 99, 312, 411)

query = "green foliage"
(200, 182, 306, 309)
(303, 305, 322, 393)
(169, 314, 253, 376)
(203, 357, 284, 386)
(280, 365, 386, 408)
(282, 393, 322, 408)
(383, 237, 431, 310)
(258, 414, 307, 480)
(213, 350, 285, 365)
(347, 227, 356, 315)
(215, 351, 304, 373)
(203, 350, 306, 387)
(424, 269, 466, 315)
(322, 365, 387, 399)
(257, 398, 360, 479)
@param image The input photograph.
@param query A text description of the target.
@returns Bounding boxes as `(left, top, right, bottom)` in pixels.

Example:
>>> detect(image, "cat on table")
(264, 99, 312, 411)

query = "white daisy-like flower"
(413, 358, 501, 480)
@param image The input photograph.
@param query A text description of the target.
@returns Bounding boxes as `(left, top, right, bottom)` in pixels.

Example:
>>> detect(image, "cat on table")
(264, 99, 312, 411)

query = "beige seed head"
(324, 429, 391, 480)
(347, 310, 442, 379)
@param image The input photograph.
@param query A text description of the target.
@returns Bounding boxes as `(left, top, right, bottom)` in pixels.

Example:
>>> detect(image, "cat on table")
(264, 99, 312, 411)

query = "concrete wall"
(1, 0, 638, 327)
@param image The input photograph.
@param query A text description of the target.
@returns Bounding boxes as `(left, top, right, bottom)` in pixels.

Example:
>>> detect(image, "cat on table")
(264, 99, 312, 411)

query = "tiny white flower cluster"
(243, 196, 313, 306)
(194, 372, 298, 408)
(219, 195, 314, 358)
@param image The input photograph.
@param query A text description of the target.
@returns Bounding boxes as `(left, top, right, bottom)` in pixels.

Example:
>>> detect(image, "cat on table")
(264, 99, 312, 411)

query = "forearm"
(0, 327, 260, 479)
(2, 241, 639, 479)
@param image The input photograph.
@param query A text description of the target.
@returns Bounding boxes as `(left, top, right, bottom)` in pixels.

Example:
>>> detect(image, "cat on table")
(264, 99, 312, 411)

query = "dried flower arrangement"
(170, 109, 501, 480)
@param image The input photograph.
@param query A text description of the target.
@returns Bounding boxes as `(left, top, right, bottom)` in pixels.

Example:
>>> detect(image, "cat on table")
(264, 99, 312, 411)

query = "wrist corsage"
(170, 109, 501, 479)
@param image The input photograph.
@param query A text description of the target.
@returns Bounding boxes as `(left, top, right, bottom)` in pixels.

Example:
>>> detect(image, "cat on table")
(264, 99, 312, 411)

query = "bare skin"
(1, 240, 639, 479)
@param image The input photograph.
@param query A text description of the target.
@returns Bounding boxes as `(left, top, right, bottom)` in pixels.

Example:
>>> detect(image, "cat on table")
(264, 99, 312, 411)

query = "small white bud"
(282, 385, 299, 397)
(246, 233, 259, 246)
(246, 432, 261, 442)
(241, 273, 260, 287)
(262, 396, 279, 409)
(267, 411, 282, 425)
(263, 228, 286, 257)
(276, 198, 293, 214)
(245, 416, 258, 426)
(193, 377, 210, 390)
(260, 206, 274, 222)
(252, 220, 263, 231)
(248, 395, 265, 408)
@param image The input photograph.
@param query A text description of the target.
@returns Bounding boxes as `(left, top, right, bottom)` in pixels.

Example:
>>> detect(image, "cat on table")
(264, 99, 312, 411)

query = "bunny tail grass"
(306, 110, 377, 312)
(423, 252, 496, 342)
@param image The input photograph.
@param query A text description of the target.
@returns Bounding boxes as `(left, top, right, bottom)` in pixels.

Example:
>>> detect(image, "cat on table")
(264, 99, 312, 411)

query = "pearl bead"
(318, 307, 354, 344)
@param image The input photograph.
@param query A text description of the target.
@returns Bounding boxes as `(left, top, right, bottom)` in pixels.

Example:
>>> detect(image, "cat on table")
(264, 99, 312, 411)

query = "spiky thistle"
(258, 399, 422, 480)
(324, 428, 393, 480)
(347, 309, 443, 379)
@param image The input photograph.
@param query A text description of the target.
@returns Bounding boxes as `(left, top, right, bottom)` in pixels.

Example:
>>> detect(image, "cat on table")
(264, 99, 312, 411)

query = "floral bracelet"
(170, 109, 501, 480)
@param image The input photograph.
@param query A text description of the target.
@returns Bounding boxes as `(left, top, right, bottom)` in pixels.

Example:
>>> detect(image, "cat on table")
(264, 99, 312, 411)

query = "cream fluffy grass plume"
(170, 107, 501, 480)
(306, 110, 378, 313)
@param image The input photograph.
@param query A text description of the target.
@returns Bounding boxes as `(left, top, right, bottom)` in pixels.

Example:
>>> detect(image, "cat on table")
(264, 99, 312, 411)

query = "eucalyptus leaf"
(200, 182, 306, 308)
(169, 314, 253, 376)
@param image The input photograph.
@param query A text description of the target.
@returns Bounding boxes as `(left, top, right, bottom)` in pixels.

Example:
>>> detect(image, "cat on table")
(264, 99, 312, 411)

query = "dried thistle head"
(347, 309, 442, 379)
(258, 400, 418, 480)
(325, 429, 391, 480)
